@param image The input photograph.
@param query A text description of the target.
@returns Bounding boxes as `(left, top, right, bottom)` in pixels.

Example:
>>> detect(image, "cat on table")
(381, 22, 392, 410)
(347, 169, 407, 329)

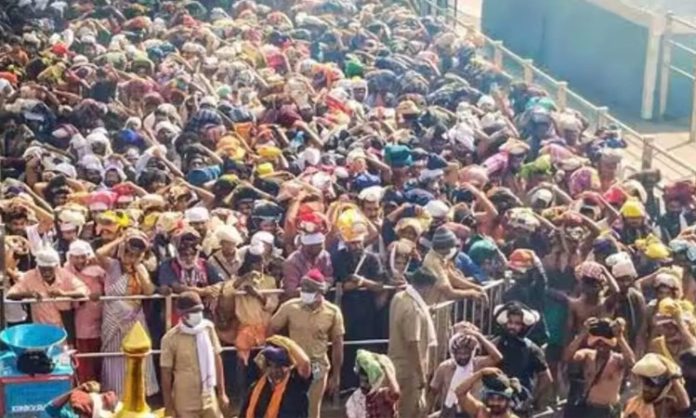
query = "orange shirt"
(8, 268, 88, 328)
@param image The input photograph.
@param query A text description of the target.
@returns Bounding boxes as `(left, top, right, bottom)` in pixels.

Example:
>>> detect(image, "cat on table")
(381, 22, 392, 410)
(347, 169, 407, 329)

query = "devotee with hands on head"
(454, 367, 525, 418)
(625, 352, 690, 418)
(563, 317, 636, 418)
(240, 335, 313, 418)
(491, 302, 552, 415)
(0, 0, 690, 416)
(428, 321, 504, 417)
(345, 349, 400, 418)
(93, 229, 159, 397)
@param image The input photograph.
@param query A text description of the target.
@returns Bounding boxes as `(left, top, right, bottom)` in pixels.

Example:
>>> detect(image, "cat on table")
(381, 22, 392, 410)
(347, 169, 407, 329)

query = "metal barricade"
(4, 280, 509, 361)
(430, 279, 509, 366)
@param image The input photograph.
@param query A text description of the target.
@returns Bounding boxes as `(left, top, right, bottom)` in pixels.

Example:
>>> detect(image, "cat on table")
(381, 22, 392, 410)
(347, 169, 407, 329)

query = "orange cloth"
(235, 324, 268, 364)
(624, 395, 656, 418)
(246, 370, 291, 418)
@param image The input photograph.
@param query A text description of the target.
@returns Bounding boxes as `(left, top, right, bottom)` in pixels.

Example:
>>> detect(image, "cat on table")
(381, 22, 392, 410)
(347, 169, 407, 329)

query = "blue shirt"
(455, 252, 488, 283)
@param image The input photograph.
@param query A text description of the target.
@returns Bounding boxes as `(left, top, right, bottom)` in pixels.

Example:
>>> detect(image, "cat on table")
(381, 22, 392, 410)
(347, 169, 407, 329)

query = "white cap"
(68, 240, 94, 257)
(251, 231, 274, 246)
(424, 200, 450, 218)
(300, 232, 325, 246)
(249, 242, 265, 256)
(35, 248, 60, 267)
(216, 225, 242, 246)
(53, 162, 77, 178)
(185, 207, 210, 223)
(358, 186, 384, 202)
(300, 147, 321, 168)
(58, 209, 86, 229)
(611, 258, 637, 278)
(530, 188, 554, 206)
(200, 95, 218, 108)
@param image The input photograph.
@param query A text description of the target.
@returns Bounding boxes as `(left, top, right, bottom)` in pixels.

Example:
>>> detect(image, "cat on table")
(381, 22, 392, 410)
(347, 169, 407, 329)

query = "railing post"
(641, 11, 666, 120)
(523, 59, 534, 84)
(595, 106, 609, 128)
(659, 12, 674, 120)
(492, 40, 504, 69)
(164, 294, 172, 331)
(642, 135, 656, 169)
(556, 81, 568, 110)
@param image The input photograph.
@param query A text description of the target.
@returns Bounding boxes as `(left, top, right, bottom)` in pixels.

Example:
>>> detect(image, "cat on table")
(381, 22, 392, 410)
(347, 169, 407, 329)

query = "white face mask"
(184, 311, 203, 327)
(300, 291, 317, 305)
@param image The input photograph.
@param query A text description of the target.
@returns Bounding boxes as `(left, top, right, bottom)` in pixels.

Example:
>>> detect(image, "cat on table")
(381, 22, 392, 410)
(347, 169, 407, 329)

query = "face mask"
(300, 291, 317, 305)
(184, 311, 203, 327)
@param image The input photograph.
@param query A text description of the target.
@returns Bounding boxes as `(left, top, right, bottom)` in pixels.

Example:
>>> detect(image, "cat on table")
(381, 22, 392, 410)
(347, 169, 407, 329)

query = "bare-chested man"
(563, 317, 635, 418)
(562, 261, 620, 345)
(605, 253, 647, 356)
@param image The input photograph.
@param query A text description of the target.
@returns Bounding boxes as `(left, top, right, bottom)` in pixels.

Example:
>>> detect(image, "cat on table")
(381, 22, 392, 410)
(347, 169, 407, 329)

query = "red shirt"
(366, 388, 399, 418)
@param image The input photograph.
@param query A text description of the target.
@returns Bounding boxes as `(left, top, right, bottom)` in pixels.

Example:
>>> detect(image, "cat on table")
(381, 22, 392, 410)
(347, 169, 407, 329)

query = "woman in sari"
(95, 230, 159, 397)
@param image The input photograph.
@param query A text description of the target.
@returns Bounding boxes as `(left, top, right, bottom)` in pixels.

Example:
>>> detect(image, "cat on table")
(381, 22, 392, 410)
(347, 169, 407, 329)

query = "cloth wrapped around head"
(255, 335, 304, 370)
(467, 238, 498, 265)
(574, 261, 605, 282)
(494, 302, 540, 328)
(568, 166, 600, 198)
(449, 331, 479, 356)
(633, 353, 680, 380)
(606, 252, 637, 278)
(480, 370, 522, 401)
(355, 349, 395, 393)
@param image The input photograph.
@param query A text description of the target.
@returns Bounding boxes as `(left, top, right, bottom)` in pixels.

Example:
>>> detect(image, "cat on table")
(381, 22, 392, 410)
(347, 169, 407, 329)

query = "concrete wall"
(482, 0, 649, 115)
(664, 33, 696, 119)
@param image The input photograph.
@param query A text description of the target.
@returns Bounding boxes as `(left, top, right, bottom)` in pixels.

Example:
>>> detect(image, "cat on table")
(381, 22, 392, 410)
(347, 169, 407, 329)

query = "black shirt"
(240, 369, 311, 418)
(493, 335, 548, 392)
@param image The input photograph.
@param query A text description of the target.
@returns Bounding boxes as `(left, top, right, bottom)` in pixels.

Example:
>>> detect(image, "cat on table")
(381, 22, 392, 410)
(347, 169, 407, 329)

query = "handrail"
(670, 14, 696, 32)
(4, 280, 505, 305)
(6, 279, 508, 361)
(420, 0, 696, 181)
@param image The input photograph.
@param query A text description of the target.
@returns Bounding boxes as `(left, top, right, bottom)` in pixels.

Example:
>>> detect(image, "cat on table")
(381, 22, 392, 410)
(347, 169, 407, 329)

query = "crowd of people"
(3, 0, 696, 417)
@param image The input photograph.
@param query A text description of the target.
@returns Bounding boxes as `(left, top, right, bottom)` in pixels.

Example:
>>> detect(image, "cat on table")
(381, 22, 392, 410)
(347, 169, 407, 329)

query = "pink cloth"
(8, 268, 88, 328)
(66, 263, 105, 339)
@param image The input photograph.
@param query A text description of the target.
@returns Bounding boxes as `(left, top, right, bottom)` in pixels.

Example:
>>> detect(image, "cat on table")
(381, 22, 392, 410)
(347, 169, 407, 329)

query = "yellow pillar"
(114, 322, 163, 418)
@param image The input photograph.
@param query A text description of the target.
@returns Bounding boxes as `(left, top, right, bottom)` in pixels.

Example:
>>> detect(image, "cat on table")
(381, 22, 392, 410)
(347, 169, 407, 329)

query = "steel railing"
(420, 0, 696, 182)
(3, 279, 509, 360)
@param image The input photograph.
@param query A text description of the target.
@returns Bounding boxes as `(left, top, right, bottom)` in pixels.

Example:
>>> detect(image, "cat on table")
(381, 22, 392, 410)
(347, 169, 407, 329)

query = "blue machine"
(0, 324, 74, 417)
